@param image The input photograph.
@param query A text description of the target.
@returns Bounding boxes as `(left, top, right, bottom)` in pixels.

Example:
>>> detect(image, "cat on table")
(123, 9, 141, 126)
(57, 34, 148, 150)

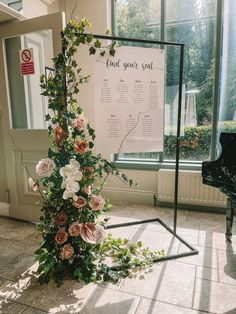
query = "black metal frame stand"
(84, 33, 199, 261)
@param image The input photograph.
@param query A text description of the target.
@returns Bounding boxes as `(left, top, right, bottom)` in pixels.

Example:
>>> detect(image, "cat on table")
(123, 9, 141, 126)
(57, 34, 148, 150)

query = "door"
(0, 12, 65, 221)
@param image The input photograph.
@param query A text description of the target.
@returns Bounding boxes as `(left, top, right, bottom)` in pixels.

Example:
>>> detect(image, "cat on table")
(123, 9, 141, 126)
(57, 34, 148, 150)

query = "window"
(0, 0, 22, 12)
(114, 0, 218, 165)
(217, 0, 236, 150)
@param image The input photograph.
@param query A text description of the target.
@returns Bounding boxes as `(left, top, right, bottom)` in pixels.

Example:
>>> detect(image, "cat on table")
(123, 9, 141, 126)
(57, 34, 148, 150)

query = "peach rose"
(55, 229, 68, 245)
(74, 196, 86, 209)
(60, 243, 74, 260)
(89, 195, 105, 211)
(69, 222, 81, 237)
(54, 211, 68, 225)
(82, 166, 95, 179)
(55, 125, 67, 150)
(74, 139, 89, 155)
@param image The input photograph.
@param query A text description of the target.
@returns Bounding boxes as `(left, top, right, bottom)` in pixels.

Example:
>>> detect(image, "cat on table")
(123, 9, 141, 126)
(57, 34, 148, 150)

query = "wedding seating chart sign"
(94, 46, 164, 154)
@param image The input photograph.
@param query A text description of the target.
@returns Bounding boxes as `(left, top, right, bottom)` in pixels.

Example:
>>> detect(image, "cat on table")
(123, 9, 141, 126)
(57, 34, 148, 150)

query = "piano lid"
(202, 132, 236, 193)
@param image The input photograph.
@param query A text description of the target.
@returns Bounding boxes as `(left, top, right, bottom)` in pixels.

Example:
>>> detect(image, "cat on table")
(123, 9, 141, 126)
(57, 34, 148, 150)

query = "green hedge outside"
(164, 121, 236, 161)
(118, 121, 236, 162)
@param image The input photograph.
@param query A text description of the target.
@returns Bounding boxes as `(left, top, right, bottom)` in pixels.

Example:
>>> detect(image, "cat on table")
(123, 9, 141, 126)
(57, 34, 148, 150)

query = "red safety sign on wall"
(19, 48, 35, 75)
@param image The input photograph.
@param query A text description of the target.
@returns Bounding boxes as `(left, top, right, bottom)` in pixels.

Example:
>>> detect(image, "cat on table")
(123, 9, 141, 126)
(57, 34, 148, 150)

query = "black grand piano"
(202, 132, 236, 241)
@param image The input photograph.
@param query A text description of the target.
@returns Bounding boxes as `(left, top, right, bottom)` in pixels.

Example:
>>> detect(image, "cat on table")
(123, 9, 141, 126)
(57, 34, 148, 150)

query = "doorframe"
(0, 12, 65, 220)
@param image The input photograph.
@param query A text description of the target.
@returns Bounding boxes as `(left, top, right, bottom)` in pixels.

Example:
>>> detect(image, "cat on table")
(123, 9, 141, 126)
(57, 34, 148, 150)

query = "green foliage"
(164, 121, 236, 160)
(34, 19, 163, 287)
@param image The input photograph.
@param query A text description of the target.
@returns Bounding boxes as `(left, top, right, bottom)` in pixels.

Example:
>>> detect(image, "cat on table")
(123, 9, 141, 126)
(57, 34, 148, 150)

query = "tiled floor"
(0, 204, 236, 314)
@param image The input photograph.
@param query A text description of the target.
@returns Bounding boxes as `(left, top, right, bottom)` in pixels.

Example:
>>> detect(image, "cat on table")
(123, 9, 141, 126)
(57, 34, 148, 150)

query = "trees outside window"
(115, 0, 231, 162)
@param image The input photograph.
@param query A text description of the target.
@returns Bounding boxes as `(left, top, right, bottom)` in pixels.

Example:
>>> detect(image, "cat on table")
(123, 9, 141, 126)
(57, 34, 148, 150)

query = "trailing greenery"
(31, 19, 163, 287)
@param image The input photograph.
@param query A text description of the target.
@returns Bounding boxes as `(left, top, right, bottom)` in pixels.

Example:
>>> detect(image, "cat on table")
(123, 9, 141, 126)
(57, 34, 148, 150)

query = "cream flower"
(89, 195, 105, 211)
(60, 160, 82, 181)
(36, 158, 55, 177)
(69, 158, 80, 169)
(63, 190, 75, 200)
(64, 179, 80, 193)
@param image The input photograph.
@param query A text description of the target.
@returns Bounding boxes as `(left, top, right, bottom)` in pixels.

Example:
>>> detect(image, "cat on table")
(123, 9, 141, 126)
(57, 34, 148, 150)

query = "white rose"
(73, 169, 82, 181)
(63, 190, 74, 200)
(61, 180, 66, 189)
(69, 158, 80, 169)
(60, 164, 74, 178)
(60, 164, 82, 181)
(36, 158, 55, 177)
(65, 179, 80, 193)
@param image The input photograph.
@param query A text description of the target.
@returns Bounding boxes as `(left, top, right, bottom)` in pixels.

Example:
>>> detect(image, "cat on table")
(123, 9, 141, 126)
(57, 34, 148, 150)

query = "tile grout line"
(78, 284, 99, 312)
(191, 264, 197, 309)
(216, 248, 220, 283)
(133, 296, 142, 314)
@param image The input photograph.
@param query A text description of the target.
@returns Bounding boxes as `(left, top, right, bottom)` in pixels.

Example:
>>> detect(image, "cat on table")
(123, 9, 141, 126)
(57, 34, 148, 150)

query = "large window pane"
(218, 0, 236, 147)
(115, 0, 217, 163)
(165, 0, 216, 161)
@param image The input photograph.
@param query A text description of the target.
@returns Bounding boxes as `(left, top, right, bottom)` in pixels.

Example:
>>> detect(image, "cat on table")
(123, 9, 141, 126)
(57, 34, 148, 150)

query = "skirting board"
(0, 202, 9, 216)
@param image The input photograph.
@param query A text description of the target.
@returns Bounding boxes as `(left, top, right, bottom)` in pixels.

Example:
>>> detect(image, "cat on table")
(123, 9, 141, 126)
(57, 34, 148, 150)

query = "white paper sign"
(94, 46, 164, 154)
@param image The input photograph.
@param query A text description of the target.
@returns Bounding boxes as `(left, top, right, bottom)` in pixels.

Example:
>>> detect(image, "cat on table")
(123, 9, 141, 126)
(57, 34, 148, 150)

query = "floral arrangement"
(29, 19, 163, 286)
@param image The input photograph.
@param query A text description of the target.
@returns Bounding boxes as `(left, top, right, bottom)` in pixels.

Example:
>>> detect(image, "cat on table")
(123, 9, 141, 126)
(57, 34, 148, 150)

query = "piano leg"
(225, 198, 234, 241)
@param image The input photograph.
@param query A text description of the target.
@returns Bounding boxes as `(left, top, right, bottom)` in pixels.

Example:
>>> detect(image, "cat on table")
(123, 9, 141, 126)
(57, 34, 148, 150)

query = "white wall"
(22, 0, 59, 18)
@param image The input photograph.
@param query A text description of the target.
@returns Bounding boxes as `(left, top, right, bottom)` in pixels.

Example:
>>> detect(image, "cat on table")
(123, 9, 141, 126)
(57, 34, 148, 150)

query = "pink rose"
(60, 243, 74, 260)
(79, 223, 105, 244)
(89, 195, 105, 211)
(69, 222, 81, 237)
(74, 196, 86, 209)
(36, 158, 55, 177)
(28, 177, 38, 192)
(95, 224, 106, 243)
(72, 115, 87, 130)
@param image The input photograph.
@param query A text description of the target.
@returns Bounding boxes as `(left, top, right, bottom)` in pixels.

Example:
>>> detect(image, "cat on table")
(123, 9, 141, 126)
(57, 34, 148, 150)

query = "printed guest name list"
(94, 46, 164, 155)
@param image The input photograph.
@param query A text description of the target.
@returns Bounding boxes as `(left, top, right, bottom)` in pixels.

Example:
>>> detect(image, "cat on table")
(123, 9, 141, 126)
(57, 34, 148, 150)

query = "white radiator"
(158, 169, 227, 207)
